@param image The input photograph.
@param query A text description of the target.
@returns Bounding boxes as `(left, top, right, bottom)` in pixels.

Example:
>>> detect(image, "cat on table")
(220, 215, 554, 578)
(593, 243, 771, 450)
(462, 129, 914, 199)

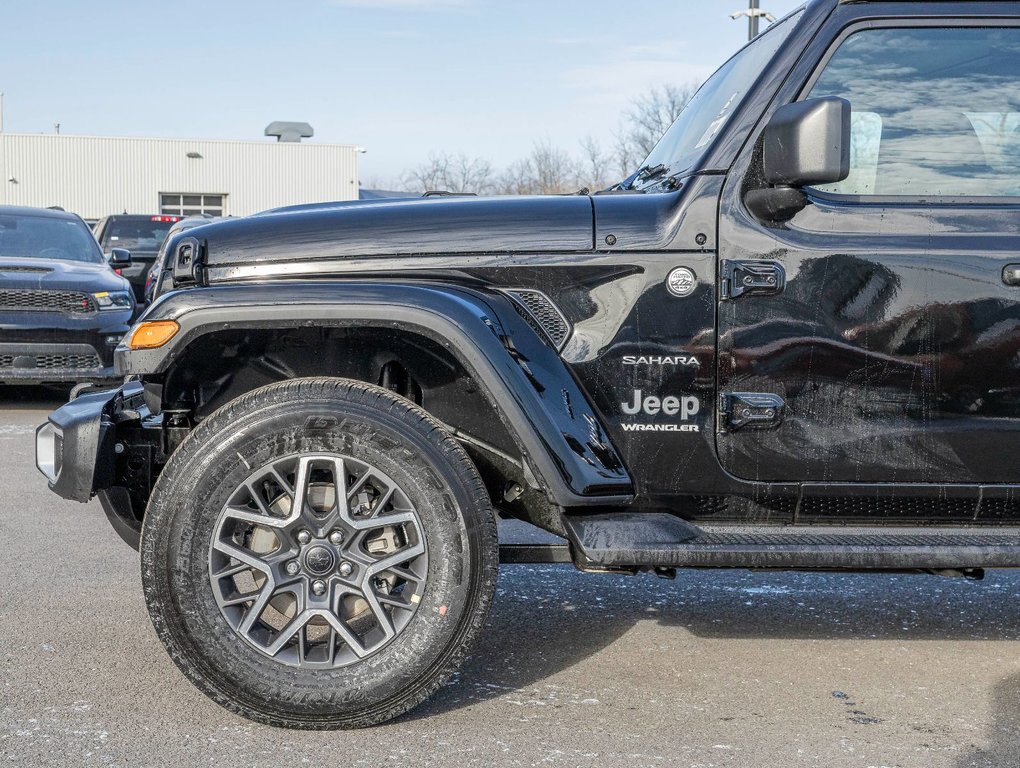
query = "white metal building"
(0, 133, 360, 220)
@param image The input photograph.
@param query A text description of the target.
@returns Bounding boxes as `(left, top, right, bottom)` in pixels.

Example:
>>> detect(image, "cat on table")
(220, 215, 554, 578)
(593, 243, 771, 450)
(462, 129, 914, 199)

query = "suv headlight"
(92, 291, 133, 310)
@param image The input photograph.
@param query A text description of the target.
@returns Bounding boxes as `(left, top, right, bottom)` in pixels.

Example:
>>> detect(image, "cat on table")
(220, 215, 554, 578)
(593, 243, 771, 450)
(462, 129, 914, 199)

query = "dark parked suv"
(93, 214, 181, 301)
(0, 206, 135, 384)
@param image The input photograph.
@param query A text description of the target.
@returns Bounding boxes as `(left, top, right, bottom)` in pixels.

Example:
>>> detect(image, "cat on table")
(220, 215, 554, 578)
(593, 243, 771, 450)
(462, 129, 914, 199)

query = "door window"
(807, 27, 1020, 197)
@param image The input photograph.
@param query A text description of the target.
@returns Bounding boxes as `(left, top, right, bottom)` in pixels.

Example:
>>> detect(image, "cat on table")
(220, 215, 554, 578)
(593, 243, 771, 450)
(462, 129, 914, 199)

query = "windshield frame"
(631, 8, 807, 189)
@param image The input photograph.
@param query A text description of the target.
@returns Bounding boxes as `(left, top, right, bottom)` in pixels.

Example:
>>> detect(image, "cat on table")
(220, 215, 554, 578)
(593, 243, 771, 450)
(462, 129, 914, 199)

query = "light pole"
(729, 0, 776, 41)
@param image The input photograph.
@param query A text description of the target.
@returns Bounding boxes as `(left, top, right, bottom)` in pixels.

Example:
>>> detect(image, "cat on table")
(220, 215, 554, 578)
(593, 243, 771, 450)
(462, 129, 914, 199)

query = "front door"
(717, 19, 1020, 484)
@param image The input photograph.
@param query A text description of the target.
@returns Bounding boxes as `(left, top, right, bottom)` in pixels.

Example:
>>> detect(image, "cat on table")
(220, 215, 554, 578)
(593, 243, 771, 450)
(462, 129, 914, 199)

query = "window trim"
(797, 16, 1020, 206)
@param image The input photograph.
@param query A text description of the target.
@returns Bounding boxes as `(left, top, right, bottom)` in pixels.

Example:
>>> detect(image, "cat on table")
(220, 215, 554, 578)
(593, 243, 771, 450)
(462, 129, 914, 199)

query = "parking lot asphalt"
(3, 387, 1020, 768)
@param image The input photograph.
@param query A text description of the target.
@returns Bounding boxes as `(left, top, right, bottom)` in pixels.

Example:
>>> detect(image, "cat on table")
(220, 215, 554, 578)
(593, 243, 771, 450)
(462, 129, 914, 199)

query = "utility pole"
(729, 0, 776, 41)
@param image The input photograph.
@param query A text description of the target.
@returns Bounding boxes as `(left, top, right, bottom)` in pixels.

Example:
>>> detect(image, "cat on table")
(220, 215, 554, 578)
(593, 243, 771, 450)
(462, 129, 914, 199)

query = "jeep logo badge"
(622, 390, 700, 419)
(666, 267, 697, 298)
(303, 545, 337, 576)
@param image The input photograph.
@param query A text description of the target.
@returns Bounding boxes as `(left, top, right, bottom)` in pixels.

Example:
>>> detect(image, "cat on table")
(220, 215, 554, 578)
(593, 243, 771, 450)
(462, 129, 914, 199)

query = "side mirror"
(746, 96, 851, 221)
(109, 248, 131, 266)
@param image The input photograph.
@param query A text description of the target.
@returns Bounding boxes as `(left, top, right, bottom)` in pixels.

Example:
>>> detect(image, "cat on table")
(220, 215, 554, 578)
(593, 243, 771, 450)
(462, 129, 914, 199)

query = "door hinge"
(721, 392, 785, 431)
(720, 259, 786, 300)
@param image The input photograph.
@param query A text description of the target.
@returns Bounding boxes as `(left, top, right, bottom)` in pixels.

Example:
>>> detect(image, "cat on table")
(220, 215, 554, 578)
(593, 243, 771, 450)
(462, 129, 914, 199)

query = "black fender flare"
(116, 281, 633, 506)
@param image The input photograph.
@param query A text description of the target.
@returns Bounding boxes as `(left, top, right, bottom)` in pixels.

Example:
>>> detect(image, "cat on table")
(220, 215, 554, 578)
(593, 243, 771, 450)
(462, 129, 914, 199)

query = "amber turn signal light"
(127, 320, 180, 350)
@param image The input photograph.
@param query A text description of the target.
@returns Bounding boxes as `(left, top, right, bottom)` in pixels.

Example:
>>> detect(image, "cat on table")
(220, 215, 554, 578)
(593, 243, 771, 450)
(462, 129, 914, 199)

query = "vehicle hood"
(0, 257, 130, 293)
(186, 195, 596, 270)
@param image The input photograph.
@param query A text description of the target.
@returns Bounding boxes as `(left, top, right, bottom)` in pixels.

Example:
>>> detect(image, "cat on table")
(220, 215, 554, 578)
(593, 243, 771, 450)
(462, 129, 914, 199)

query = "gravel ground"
(2, 387, 1020, 767)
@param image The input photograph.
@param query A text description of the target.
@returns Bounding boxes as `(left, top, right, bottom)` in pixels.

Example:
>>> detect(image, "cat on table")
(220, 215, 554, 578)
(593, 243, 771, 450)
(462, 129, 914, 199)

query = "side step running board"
(562, 513, 1020, 570)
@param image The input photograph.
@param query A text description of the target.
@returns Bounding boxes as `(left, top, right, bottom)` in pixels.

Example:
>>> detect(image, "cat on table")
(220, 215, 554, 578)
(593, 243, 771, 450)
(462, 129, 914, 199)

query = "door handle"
(1003, 264, 1020, 286)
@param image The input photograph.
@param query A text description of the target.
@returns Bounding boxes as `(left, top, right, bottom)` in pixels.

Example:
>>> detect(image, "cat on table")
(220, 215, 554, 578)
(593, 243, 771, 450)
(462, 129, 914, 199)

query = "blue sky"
(0, 0, 805, 185)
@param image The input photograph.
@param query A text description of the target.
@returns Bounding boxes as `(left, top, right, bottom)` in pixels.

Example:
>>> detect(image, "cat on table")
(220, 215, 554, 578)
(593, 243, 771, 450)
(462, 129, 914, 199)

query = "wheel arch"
(118, 282, 633, 515)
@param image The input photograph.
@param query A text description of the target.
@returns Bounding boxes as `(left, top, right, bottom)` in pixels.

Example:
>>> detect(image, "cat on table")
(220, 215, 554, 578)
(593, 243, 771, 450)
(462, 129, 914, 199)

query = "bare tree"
(615, 82, 700, 176)
(495, 140, 581, 195)
(449, 153, 495, 193)
(612, 132, 640, 184)
(403, 152, 495, 194)
(577, 134, 613, 192)
(529, 139, 579, 194)
(400, 81, 701, 196)
(497, 157, 536, 196)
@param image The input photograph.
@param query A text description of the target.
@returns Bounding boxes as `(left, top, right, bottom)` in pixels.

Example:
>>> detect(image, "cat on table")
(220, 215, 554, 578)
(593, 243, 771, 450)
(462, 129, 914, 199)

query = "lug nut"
(311, 579, 327, 596)
(329, 530, 344, 545)
(284, 560, 300, 576)
(297, 530, 312, 545)
(338, 561, 354, 577)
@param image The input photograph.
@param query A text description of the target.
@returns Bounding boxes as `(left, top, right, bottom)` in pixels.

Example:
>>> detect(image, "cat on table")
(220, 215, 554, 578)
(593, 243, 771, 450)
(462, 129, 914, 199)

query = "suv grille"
(0, 289, 96, 314)
(0, 342, 104, 372)
(0, 352, 102, 370)
(502, 289, 571, 350)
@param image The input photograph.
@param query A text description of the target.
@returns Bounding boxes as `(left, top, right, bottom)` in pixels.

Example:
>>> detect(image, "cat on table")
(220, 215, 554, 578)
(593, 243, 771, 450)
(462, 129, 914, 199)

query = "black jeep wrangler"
(35, 0, 1020, 729)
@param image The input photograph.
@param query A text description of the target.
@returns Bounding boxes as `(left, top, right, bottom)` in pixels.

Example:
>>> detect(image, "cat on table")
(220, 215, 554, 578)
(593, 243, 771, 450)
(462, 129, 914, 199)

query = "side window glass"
(808, 27, 1020, 197)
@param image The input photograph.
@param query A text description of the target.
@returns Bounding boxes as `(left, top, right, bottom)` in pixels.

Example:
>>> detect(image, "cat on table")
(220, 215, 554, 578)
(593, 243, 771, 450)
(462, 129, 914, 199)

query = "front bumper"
(36, 382, 150, 549)
(1, 341, 116, 383)
(35, 386, 121, 501)
(0, 311, 133, 383)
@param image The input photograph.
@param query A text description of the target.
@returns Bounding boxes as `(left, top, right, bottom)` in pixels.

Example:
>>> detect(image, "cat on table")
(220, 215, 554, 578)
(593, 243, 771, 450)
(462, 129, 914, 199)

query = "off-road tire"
(140, 377, 499, 729)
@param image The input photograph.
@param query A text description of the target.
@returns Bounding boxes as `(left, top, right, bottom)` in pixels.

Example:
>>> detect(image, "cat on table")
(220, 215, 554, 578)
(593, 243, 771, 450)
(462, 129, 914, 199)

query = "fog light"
(105, 335, 121, 347)
(35, 422, 62, 483)
(127, 320, 180, 350)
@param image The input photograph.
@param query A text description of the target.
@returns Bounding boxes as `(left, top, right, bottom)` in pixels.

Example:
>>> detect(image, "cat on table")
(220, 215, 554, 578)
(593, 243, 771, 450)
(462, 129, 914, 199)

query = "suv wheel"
(140, 377, 498, 729)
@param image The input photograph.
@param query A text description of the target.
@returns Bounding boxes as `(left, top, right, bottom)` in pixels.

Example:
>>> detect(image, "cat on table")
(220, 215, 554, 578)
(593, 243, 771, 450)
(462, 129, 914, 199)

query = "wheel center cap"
(303, 545, 336, 576)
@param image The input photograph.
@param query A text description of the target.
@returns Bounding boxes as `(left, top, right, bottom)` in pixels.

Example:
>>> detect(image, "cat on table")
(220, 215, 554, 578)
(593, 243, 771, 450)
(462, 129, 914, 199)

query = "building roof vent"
(264, 121, 314, 143)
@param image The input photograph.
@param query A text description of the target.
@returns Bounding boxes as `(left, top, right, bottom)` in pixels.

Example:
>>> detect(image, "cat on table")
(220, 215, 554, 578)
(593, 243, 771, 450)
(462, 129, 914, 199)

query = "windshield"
(0, 214, 104, 263)
(638, 9, 804, 182)
(102, 216, 180, 254)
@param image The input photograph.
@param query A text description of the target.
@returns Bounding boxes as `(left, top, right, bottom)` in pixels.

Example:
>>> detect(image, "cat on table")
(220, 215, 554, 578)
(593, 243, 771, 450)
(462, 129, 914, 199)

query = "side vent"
(500, 289, 571, 351)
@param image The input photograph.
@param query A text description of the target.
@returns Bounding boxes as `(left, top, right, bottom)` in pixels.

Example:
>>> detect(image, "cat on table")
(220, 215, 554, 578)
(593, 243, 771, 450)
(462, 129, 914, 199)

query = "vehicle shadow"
(955, 673, 1020, 767)
(411, 565, 1020, 721)
(0, 384, 71, 411)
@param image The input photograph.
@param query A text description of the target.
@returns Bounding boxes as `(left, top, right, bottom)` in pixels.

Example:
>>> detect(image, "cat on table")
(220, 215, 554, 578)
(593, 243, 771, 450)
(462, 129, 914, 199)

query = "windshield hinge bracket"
(171, 236, 205, 287)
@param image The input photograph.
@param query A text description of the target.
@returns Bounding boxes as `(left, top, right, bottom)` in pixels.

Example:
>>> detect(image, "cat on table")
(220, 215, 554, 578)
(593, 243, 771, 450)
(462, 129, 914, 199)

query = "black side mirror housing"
(109, 248, 131, 266)
(747, 96, 851, 221)
(764, 97, 851, 186)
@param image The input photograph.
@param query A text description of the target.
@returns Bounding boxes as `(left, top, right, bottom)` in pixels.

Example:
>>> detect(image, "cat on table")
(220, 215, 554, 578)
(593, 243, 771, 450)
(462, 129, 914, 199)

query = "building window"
(160, 193, 226, 217)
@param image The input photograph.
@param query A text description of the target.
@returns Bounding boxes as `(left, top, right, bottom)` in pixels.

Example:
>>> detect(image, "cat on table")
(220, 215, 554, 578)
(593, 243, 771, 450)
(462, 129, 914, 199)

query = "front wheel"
(140, 378, 499, 729)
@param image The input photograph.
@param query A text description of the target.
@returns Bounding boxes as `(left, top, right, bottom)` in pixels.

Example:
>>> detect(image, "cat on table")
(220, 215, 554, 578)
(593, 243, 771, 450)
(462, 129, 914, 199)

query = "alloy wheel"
(208, 454, 428, 668)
